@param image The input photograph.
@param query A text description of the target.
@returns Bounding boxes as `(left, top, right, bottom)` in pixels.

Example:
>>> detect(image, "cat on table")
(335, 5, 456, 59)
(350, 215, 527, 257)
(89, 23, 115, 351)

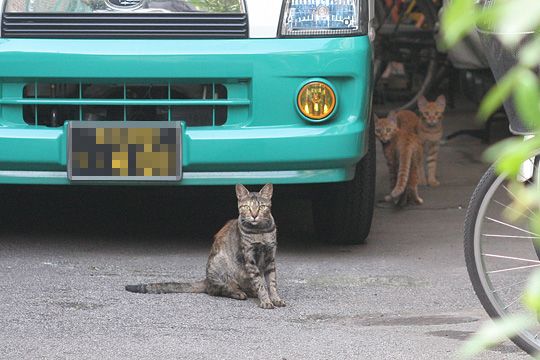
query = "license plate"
(68, 121, 182, 181)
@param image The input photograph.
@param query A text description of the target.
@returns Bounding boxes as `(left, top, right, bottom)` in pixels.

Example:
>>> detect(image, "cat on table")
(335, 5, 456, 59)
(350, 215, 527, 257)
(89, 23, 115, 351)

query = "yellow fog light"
(297, 80, 337, 122)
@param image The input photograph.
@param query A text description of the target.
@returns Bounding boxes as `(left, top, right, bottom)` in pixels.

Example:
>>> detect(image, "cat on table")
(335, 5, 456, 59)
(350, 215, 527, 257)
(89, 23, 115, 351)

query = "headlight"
(280, 0, 367, 37)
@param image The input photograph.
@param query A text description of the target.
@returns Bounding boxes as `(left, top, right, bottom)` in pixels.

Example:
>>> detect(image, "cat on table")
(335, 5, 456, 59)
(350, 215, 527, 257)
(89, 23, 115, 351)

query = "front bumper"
(0, 36, 372, 185)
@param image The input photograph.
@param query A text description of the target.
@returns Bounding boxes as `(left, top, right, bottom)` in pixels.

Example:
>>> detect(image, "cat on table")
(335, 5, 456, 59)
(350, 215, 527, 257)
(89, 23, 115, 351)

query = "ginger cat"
(375, 113, 424, 205)
(417, 95, 446, 187)
(383, 95, 446, 187)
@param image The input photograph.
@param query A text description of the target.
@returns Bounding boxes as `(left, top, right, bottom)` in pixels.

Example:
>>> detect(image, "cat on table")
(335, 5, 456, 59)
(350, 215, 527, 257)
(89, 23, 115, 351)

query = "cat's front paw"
(271, 297, 286, 307)
(428, 179, 440, 187)
(384, 194, 392, 202)
(231, 291, 248, 300)
(259, 300, 275, 309)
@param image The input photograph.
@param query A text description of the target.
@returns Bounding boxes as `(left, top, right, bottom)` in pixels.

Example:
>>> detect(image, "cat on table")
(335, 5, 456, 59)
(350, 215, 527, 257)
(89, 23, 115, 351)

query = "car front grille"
(11, 81, 250, 127)
(1, 12, 249, 39)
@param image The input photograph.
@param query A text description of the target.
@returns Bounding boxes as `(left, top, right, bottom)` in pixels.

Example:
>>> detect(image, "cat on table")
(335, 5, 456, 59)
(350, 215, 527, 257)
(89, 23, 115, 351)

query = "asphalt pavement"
(0, 105, 529, 359)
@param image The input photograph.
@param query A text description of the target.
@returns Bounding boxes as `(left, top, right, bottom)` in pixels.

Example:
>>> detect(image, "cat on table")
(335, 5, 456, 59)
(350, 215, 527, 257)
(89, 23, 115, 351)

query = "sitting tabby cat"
(417, 95, 446, 187)
(375, 112, 424, 205)
(126, 184, 286, 309)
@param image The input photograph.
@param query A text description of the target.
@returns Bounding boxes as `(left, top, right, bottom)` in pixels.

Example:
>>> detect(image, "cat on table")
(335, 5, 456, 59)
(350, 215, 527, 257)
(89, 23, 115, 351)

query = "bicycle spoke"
(470, 163, 540, 353)
(487, 263, 540, 274)
(493, 199, 535, 221)
(483, 254, 540, 264)
(492, 279, 529, 293)
(504, 294, 523, 310)
(482, 234, 539, 239)
(502, 185, 536, 217)
(485, 217, 540, 237)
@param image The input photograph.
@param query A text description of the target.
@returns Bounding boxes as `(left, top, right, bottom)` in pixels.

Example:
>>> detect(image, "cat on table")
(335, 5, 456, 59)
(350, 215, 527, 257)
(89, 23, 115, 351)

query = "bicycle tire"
(464, 166, 540, 356)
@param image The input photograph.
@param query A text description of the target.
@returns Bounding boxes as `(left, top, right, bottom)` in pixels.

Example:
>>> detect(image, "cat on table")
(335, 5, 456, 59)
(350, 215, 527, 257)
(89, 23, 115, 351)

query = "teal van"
(0, 0, 375, 244)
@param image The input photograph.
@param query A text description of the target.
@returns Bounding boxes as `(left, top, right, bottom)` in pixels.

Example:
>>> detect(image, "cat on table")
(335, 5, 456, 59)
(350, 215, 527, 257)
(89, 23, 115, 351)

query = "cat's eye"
(259, 204, 268, 210)
(239, 205, 249, 210)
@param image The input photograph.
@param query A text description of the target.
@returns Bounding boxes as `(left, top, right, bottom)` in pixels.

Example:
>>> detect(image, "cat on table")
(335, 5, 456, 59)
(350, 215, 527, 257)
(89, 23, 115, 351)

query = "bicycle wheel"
(465, 164, 540, 355)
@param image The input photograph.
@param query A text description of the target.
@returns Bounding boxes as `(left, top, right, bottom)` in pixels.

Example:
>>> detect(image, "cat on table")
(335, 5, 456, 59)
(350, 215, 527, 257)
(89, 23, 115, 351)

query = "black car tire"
(312, 118, 376, 245)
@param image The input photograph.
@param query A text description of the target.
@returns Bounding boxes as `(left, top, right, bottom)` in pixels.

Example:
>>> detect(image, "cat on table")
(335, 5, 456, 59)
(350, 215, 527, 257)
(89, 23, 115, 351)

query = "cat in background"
(417, 94, 446, 187)
(374, 113, 424, 205)
(380, 95, 446, 187)
(390, 108, 427, 186)
(126, 184, 286, 310)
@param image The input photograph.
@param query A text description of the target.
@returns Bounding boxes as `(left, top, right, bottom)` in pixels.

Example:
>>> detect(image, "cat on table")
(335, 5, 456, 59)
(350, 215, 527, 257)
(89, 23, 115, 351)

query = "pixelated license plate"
(68, 121, 182, 181)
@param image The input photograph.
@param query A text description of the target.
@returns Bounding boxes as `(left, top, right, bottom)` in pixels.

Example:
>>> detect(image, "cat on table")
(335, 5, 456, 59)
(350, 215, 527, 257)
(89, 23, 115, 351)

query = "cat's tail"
(390, 145, 413, 200)
(125, 280, 207, 294)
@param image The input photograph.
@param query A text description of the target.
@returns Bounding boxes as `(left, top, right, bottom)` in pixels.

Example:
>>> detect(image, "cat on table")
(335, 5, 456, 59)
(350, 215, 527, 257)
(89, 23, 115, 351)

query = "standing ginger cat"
(375, 113, 424, 205)
(417, 95, 446, 187)
(126, 184, 286, 309)
(383, 95, 446, 187)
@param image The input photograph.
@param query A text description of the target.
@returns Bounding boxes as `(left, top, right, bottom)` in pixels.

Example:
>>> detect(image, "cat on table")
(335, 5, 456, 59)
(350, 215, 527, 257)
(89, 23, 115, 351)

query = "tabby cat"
(125, 184, 286, 309)
(417, 95, 446, 187)
(375, 112, 424, 205)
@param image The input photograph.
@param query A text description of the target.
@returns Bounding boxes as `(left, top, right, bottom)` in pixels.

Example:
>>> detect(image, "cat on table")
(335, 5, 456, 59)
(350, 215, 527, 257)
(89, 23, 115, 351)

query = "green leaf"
(478, 68, 523, 121)
(484, 135, 540, 176)
(523, 269, 540, 313)
(531, 217, 540, 252)
(519, 34, 540, 68)
(501, 183, 539, 222)
(476, 4, 505, 32)
(496, 0, 540, 46)
(483, 137, 521, 163)
(514, 70, 540, 129)
(440, 0, 479, 49)
(491, 145, 530, 176)
(458, 315, 534, 358)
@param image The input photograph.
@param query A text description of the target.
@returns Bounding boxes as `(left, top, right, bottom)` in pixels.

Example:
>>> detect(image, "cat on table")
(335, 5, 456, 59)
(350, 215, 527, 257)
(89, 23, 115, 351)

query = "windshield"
(5, 0, 245, 13)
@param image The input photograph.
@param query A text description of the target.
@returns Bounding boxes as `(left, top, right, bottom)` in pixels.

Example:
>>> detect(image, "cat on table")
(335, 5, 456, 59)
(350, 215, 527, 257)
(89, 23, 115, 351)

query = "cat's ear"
(236, 184, 250, 200)
(417, 95, 428, 111)
(387, 111, 398, 124)
(435, 95, 446, 110)
(259, 183, 273, 200)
